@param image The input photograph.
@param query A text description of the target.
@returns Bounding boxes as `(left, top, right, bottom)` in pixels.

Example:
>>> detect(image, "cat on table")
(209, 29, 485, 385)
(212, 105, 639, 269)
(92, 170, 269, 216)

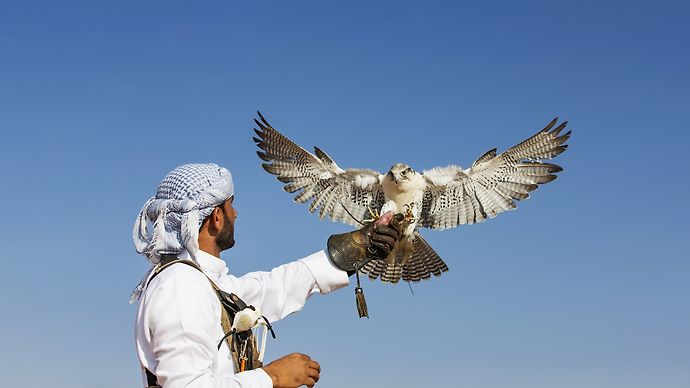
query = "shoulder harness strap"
(143, 257, 264, 387)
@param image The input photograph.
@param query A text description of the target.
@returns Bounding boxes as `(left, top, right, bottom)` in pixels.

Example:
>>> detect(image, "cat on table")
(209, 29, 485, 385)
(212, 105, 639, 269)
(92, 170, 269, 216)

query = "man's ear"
(206, 207, 223, 235)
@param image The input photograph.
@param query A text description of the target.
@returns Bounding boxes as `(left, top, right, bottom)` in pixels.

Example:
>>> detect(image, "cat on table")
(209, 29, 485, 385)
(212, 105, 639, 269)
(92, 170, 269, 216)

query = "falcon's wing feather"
(420, 118, 571, 230)
(254, 112, 385, 227)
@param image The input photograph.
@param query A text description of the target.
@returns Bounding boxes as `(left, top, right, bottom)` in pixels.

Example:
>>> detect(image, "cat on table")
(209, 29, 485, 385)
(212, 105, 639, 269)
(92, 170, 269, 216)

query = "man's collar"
(177, 249, 228, 277)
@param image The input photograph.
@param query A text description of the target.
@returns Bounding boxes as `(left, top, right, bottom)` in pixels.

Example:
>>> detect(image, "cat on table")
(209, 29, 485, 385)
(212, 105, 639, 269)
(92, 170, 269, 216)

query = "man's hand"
(327, 212, 404, 274)
(368, 211, 403, 260)
(262, 353, 321, 388)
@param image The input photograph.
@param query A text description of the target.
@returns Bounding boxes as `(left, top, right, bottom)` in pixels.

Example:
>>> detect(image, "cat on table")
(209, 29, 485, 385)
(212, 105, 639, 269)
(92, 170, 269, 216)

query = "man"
(132, 163, 400, 388)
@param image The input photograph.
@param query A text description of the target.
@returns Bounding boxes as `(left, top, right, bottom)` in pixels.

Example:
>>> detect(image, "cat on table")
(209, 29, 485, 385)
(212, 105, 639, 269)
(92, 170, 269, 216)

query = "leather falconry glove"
(327, 212, 404, 276)
(327, 212, 404, 318)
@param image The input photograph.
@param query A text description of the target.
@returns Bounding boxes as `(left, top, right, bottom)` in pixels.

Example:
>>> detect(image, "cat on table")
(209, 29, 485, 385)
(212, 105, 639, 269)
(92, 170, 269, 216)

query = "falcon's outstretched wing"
(254, 112, 385, 227)
(420, 118, 571, 230)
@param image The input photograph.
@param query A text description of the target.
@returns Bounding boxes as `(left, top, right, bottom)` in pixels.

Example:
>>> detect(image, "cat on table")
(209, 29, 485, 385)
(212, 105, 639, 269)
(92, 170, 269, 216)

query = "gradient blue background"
(1, 1, 688, 387)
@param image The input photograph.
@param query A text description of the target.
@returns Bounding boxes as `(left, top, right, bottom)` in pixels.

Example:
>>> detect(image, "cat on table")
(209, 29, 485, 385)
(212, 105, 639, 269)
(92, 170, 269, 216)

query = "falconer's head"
(133, 163, 237, 264)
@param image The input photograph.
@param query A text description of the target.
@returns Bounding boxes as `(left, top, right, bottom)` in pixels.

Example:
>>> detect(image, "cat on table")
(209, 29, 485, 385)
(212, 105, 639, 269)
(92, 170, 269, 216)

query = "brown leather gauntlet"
(327, 214, 403, 275)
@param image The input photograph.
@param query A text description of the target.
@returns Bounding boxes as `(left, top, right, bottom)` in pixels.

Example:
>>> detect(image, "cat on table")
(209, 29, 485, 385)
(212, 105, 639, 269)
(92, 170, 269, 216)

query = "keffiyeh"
(130, 163, 234, 302)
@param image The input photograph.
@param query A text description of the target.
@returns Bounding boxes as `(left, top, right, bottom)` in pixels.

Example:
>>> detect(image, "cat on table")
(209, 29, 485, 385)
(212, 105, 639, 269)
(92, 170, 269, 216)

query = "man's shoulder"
(144, 262, 214, 298)
(140, 262, 221, 335)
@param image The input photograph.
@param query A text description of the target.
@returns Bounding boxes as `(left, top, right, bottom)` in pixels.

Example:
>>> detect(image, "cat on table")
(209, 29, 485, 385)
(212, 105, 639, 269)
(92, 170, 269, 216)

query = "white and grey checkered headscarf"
(130, 163, 234, 302)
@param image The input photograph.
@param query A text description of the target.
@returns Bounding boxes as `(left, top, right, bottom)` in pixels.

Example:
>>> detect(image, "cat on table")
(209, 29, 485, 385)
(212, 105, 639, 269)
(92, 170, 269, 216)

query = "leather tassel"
(355, 286, 368, 318)
(354, 269, 369, 318)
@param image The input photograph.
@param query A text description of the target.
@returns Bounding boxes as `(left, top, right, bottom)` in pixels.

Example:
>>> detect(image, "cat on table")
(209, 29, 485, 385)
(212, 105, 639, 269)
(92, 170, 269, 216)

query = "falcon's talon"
(402, 203, 416, 224)
(365, 205, 381, 223)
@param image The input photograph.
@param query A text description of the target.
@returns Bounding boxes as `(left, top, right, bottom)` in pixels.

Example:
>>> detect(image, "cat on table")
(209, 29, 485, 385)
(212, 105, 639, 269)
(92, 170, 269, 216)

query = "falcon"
(253, 113, 571, 284)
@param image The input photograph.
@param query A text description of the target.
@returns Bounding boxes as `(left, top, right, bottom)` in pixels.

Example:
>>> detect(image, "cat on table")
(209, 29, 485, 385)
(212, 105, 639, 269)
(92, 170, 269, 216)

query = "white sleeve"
(217, 250, 349, 322)
(147, 269, 273, 388)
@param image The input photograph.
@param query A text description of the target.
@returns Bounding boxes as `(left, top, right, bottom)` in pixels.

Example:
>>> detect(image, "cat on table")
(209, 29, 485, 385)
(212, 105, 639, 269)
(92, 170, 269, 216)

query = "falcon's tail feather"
(361, 233, 449, 283)
(404, 234, 449, 281)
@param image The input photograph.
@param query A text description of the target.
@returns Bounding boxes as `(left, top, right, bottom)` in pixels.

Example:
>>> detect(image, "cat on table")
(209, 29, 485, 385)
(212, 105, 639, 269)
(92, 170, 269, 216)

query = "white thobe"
(135, 250, 349, 388)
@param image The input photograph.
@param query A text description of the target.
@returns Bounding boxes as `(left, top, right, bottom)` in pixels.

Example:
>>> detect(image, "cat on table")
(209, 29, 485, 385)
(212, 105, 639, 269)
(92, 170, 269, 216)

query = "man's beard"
(216, 212, 235, 251)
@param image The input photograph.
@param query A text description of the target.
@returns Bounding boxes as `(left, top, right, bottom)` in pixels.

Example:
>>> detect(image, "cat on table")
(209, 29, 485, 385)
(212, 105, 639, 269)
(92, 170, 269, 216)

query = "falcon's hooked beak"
(387, 163, 415, 185)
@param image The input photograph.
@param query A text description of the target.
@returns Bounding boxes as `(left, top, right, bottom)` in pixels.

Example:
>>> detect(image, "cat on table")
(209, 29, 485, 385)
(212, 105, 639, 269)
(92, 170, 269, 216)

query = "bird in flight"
(253, 113, 571, 284)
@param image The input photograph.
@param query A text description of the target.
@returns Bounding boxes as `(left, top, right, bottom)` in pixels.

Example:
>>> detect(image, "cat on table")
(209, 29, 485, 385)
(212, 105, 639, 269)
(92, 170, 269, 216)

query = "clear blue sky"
(1, 1, 688, 387)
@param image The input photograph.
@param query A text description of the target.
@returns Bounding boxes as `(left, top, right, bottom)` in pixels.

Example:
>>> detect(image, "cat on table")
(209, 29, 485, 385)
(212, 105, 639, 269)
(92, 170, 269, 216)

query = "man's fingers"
(371, 231, 396, 244)
(374, 226, 398, 237)
(389, 214, 405, 233)
(306, 366, 320, 382)
(265, 353, 321, 388)
(370, 239, 394, 253)
(371, 230, 397, 246)
(308, 360, 321, 373)
(373, 225, 400, 240)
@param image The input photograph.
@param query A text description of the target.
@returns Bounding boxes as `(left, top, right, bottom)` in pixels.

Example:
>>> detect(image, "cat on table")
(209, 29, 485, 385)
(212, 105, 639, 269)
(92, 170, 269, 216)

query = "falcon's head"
(387, 163, 418, 185)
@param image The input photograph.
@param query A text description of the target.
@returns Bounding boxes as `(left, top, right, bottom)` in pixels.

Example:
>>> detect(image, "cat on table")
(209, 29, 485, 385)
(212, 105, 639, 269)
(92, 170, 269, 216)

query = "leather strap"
(141, 257, 263, 387)
(144, 368, 159, 388)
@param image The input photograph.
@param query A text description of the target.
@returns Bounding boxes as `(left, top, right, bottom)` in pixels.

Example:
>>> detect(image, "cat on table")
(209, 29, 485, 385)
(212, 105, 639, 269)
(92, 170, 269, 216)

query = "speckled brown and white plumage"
(253, 113, 571, 283)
